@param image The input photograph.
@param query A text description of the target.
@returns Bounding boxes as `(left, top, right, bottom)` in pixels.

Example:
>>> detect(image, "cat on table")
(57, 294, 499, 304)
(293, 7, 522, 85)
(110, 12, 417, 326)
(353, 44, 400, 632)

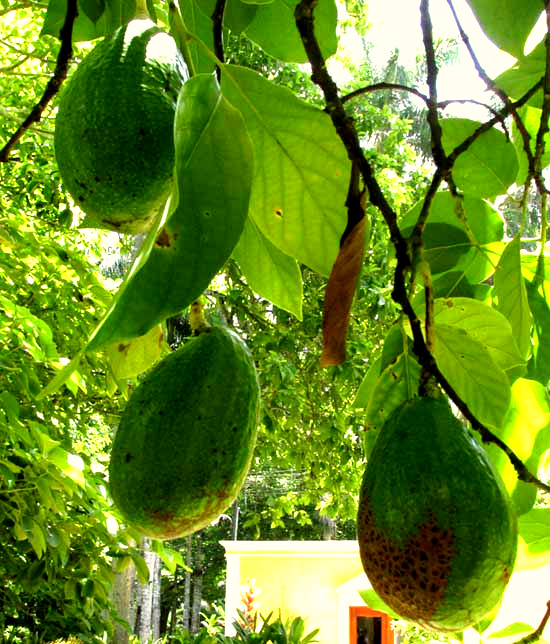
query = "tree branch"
(0, 0, 77, 162)
(211, 0, 226, 81)
(294, 0, 550, 495)
(516, 601, 550, 644)
(294, 0, 406, 257)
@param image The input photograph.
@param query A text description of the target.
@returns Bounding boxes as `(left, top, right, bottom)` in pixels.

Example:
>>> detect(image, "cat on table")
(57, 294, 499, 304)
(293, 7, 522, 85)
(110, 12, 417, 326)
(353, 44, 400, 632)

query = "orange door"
(349, 606, 394, 644)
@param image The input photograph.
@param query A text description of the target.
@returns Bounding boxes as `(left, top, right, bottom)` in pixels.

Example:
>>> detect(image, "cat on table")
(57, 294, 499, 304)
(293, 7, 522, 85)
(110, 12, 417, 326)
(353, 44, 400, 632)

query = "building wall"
(221, 540, 365, 643)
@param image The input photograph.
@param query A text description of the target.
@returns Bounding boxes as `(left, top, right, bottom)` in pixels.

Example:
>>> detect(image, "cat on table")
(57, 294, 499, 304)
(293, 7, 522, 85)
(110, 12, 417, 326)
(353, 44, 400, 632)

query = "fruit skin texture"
(54, 19, 185, 233)
(109, 326, 260, 540)
(357, 396, 517, 632)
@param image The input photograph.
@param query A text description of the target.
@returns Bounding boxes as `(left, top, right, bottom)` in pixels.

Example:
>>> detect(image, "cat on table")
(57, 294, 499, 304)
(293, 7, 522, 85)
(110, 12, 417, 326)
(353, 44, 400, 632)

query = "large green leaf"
(485, 378, 550, 517)
(401, 192, 504, 280)
(493, 236, 533, 361)
(432, 297, 526, 382)
(232, 217, 303, 319)
(221, 64, 349, 276)
(245, 0, 337, 63)
(86, 74, 253, 351)
(433, 323, 511, 429)
(495, 41, 545, 108)
(465, 0, 542, 59)
(440, 118, 518, 199)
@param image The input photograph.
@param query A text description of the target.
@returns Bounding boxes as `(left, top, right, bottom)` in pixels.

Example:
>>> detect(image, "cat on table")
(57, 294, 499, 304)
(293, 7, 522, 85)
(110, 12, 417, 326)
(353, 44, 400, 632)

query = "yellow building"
(221, 540, 550, 644)
(221, 540, 393, 644)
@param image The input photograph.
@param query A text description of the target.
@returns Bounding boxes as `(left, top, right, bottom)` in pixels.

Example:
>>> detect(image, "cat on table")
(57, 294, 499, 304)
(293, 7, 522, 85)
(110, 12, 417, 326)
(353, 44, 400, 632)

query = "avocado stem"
(134, 0, 150, 19)
(189, 299, 211, 335)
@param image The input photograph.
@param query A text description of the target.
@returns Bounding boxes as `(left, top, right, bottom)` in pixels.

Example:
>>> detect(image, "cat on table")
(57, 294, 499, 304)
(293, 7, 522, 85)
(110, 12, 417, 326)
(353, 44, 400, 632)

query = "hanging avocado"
(357, 396, 517, 632)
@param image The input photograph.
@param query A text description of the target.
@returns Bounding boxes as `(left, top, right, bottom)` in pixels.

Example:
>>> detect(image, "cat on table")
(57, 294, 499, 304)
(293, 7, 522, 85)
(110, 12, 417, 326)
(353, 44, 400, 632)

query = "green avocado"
(54, 19, 186, 233)
(109, 325, 260, 539)
(357, 396, 517, 632)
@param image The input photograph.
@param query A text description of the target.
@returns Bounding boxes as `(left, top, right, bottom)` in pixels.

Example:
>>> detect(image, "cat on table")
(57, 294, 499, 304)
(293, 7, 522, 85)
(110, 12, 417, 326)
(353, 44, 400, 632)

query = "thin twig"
(341, 82, 429, 106)
(516, 601, 550, 644)
(0, 0, 78, 162)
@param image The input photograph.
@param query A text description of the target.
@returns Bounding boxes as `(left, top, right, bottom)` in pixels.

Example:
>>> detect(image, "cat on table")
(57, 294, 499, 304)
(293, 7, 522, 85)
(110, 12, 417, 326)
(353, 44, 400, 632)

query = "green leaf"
(151, 540, 187, 574)
(493, 237, 533, 361)
(526, 280, 550, 387)
(105, 324, 164, 380)
(221, 64, 349, 276)
(401, 192, 504, 281)
(485, 378, 550, 516)
(48, 446, 86, 488)
(357, 588, 398, 617)
(433, 324, 511, 429)
(131, 553, 150, 584)
(364, 351, 422, 443)
(495, 41, 544, 107)
(440, 118, 518, 199)
(178, 0, 216, 74)
(486, 622, 535, 642)
(245, 0, 337, 62)
(516, 507, 550, 570)
(86, 74, 253, 351)
(432, 298, 526, 381)
(42, 0, 136, 41)
(353, 355, 382, 409)
(232, 217, 303, 319)
(465, 0, 542, 58)
(30, 520, 47, 558)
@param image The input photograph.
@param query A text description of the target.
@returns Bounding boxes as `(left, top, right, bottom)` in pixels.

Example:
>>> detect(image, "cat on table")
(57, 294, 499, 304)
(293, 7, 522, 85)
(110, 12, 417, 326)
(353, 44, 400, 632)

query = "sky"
(332, 0, 545, 115)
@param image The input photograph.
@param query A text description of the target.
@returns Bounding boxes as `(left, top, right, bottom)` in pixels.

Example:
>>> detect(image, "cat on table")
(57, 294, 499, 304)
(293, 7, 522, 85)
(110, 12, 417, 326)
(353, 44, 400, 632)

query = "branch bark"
(0, 0, 77, 162)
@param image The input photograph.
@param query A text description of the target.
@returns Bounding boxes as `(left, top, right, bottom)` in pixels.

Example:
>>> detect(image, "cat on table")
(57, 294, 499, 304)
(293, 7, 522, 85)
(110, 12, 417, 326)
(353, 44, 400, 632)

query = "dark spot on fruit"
(139, 128, 147, 136)
(94, 176, 100, 182)
(358, 500, 454, 625)
(125, 453, 132, 463)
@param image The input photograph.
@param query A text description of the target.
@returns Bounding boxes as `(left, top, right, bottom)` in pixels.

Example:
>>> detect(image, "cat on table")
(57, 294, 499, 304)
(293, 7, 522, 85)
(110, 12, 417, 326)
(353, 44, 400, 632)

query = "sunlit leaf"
(221, 64, 349, 276)
(245, 0, 337, 62)
(516, 507, 550, 570)
(433, 324, 511, 429)
(105, 324, 164, 381)
(485, 378, 550, 516)
(432, 298, 526, 381)
(401, 192, 504, 281)
(466, 0, 542, 58)
(495, 41, 544, 108)
(441, 118, 518, 199)
(493, 237, 533, 361)
(232, 217, 303, 319)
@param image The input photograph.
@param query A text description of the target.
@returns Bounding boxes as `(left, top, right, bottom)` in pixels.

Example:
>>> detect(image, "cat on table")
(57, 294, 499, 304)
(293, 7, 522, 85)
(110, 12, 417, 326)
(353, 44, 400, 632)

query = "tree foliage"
(3, 0, 550, 640)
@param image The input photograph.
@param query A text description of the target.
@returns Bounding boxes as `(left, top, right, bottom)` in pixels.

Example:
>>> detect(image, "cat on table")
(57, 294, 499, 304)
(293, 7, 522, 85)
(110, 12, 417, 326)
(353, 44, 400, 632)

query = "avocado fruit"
(54, 18, 186, 233)
(109, 325, 260, 539)
(357, 396, 517, 632)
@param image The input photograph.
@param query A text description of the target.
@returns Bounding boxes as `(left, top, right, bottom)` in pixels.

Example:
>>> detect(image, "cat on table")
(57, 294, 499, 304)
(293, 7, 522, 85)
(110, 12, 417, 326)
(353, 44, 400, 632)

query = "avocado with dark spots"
(357, 396, 517, 632)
